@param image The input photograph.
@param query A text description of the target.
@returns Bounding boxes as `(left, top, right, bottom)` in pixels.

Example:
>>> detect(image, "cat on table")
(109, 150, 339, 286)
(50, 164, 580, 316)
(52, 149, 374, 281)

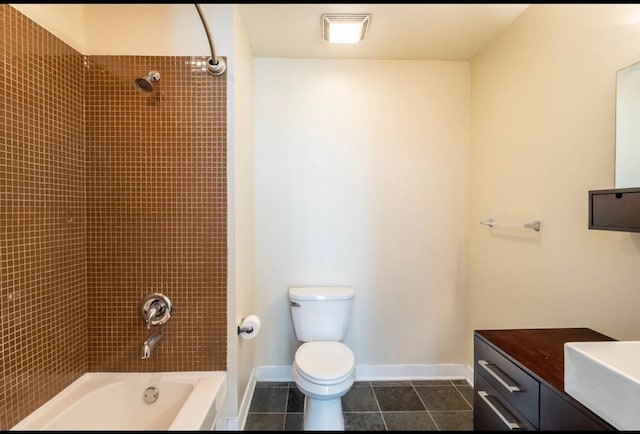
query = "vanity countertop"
(475, 328, 615, 393)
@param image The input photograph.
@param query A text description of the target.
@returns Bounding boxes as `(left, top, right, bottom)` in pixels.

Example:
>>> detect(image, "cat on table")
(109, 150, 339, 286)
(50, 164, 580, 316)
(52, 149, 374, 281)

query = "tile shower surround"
(85, 55, 227, 373)
(0, 5, 227, 429)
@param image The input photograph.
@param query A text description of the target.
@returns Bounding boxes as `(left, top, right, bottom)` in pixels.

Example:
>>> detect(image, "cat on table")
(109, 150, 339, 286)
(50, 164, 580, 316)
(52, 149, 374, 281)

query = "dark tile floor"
(244, 379, 474, 431)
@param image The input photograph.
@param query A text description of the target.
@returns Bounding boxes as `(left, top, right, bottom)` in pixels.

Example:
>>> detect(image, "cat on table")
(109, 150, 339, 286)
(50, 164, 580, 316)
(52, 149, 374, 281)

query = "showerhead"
(135, 70, 160, 93)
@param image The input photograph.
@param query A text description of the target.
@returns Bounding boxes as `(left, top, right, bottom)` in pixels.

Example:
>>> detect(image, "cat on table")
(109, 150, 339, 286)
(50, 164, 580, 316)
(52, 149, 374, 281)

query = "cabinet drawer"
(589, 188, 640, 232)
(474, 336, 539, 428)
(474, 374, 536, 431)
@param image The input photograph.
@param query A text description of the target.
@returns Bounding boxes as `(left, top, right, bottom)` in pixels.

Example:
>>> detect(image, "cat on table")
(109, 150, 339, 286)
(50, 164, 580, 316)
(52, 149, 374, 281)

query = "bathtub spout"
(142, 331, 162, 359)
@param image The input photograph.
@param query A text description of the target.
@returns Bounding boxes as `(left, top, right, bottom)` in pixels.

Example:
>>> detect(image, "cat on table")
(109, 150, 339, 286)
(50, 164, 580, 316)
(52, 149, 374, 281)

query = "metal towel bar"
(480, 218, 541, 232)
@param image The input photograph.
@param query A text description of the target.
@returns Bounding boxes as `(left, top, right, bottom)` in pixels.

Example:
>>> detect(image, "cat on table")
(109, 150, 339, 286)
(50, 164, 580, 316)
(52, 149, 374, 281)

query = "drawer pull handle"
(478, 360, 521, 392)
(477, 391, 521, 430)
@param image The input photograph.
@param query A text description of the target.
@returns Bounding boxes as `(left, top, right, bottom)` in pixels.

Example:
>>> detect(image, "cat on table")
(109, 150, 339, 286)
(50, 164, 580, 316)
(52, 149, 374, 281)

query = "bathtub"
(11, 371, 226, 431)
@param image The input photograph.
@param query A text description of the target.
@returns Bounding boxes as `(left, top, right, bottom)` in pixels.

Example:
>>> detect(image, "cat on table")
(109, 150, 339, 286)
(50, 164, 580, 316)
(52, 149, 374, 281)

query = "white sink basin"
(565, 340, 640, 430)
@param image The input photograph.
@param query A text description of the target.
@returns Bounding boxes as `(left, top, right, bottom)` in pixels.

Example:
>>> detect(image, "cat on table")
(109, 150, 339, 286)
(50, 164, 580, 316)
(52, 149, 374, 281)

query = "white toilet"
(288, 286, 356, 431)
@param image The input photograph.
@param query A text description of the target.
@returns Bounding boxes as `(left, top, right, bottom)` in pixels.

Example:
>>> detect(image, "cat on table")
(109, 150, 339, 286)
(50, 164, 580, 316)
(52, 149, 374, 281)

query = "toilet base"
(303, 395, 344, 431)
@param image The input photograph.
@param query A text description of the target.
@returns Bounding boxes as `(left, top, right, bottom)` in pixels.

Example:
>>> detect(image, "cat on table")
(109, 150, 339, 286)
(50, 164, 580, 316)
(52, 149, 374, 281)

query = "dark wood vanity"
(474, 328, 616, 431)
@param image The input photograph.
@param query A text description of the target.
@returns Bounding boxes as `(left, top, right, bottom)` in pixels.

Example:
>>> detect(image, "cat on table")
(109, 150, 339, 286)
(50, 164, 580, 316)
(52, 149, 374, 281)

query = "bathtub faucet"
(141, 329, 162, 359)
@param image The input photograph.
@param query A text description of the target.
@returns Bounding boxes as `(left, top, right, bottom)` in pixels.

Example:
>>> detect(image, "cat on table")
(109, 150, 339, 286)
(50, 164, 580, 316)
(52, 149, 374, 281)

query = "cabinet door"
(474, 374, 536, 431)
(539, 385, 614, 431)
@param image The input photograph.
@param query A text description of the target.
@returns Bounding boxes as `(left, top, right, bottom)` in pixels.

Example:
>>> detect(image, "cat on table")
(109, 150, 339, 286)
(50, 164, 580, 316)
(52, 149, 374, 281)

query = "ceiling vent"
(321, 14, 371, 44)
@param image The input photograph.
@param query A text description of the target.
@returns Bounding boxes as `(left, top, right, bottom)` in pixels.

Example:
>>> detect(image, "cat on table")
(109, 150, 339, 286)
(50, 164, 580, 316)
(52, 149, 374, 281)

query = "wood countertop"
(475, 327, 615, 393)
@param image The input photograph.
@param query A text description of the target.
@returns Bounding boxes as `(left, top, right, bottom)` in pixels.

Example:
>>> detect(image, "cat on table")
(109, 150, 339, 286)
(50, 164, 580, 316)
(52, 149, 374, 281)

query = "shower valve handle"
(141, 293, 172, 328)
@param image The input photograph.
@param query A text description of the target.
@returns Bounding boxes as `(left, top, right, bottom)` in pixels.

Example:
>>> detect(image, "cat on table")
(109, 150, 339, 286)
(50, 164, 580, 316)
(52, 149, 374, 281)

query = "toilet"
(288, 286, 356, 431)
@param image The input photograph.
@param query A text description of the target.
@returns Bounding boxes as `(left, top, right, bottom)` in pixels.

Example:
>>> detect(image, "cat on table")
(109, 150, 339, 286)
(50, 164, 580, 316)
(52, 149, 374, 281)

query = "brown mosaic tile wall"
(1, 5, 227, 429)
(85, 55, 227, 372)
(0, 4, 87, 429)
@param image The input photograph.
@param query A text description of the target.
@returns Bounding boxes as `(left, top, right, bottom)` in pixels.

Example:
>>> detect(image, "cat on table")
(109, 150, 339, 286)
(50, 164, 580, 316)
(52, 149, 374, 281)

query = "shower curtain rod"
(194, 4, 226, 76)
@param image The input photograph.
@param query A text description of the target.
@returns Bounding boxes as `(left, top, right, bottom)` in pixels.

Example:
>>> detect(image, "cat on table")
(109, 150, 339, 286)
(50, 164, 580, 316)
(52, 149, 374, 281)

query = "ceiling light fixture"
(321, 14, 371, 44)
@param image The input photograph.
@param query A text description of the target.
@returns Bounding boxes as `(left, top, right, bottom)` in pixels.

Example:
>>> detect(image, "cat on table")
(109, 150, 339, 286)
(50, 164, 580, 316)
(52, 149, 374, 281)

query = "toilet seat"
(294, 342, 355, 385)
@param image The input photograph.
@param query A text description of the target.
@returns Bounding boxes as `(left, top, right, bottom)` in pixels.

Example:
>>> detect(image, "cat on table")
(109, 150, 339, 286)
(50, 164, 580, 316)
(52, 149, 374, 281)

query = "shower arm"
(194, 4, 226, 76)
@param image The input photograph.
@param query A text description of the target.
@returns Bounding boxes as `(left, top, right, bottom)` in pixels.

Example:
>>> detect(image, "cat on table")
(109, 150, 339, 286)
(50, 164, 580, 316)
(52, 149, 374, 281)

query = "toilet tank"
(289, 286, 355, 342)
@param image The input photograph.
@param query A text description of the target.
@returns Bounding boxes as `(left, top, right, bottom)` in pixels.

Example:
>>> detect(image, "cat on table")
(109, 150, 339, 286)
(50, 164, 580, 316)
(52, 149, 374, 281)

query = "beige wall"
(9, 4, 230, 57)
(10, 3, 85, 52)
(468, 4, 640, 364)
(254, 58, 471, 367)
(228, 5, 256, 425)
(82, 4, 231, 56)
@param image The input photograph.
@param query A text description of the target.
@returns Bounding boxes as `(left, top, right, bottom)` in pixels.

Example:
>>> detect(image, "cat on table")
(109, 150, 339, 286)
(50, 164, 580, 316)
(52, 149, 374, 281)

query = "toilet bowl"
(288, 286, 356, 431)
(291, 342, 356, 430)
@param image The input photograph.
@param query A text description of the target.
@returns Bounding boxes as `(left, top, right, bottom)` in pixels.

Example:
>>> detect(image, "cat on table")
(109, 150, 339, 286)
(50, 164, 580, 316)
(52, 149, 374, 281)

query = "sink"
(564, 341, 640, 430)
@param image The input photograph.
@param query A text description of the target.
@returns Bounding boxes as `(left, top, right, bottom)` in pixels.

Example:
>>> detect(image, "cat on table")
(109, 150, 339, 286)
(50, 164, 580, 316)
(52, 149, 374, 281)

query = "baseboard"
(255, 363, 473, 383)
(355, 363, 469, 381)
(465, 364, 474, 387)
(255, 365, 294, 382)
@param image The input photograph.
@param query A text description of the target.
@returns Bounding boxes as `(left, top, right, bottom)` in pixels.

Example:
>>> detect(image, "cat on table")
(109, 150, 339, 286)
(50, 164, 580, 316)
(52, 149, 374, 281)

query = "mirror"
(615, 60, 640, 188)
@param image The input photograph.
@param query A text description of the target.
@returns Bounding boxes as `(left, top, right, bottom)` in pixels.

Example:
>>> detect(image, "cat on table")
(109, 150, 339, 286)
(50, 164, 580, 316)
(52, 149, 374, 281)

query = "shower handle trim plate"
(141, 293, 172, 328)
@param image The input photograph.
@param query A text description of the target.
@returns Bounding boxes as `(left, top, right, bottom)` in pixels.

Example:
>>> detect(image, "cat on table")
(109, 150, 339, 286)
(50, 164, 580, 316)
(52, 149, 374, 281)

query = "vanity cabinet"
(474, 328, 616, 431)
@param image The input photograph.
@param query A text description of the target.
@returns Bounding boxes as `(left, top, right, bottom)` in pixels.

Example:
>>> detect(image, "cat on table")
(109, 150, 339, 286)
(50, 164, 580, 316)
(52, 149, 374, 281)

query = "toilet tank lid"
(289, 286, 355, 301)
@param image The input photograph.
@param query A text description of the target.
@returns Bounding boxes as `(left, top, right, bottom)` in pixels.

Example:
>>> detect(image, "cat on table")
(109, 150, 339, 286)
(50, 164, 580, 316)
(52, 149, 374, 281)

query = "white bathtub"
(11, 371, 226, 431)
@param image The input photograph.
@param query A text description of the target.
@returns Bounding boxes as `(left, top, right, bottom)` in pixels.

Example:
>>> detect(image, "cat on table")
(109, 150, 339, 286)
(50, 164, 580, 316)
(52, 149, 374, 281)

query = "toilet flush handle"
(290, 301, 301, 307)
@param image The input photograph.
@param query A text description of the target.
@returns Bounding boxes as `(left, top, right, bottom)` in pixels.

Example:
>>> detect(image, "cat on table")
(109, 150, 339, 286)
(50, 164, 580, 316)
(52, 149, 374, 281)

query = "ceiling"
(237, 4, 530, 61)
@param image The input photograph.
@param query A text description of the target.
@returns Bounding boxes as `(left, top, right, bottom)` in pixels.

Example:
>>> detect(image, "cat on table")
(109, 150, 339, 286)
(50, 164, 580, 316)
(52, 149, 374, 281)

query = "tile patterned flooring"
(244, 380, 474, 431)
